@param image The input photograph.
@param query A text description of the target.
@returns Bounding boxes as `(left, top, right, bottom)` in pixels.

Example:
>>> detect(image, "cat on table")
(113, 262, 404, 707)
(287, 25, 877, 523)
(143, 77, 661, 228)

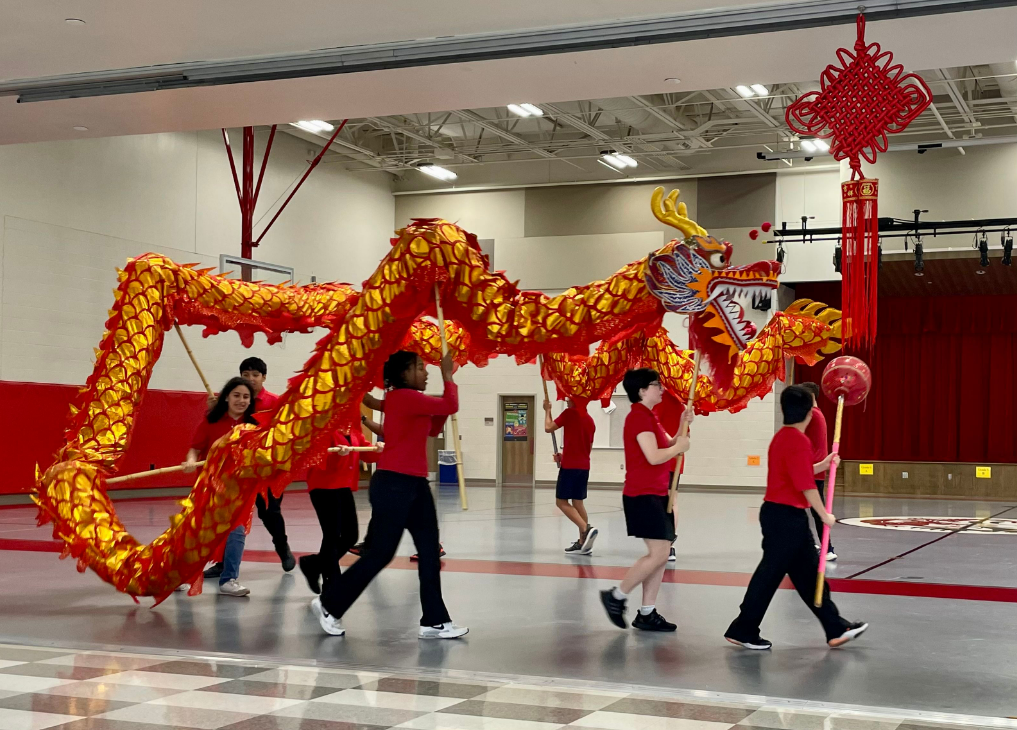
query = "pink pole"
(815, 394, 845, 607)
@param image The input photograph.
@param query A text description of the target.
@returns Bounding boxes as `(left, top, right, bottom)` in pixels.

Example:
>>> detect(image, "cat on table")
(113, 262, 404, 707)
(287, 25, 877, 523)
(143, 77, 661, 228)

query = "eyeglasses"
(648, 381, 662, 389)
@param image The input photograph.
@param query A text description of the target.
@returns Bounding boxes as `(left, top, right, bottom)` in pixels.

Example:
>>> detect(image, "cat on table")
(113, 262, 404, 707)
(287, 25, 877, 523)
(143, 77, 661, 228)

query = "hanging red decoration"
(785, 13, 931, 354)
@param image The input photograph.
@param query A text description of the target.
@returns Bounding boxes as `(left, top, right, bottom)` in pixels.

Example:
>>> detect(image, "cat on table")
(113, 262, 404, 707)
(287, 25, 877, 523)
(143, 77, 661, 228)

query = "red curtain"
(795, 287, 1017, 463)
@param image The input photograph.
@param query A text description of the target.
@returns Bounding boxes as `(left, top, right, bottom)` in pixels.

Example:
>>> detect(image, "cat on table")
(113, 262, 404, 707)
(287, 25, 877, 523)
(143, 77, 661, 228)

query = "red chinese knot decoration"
(785, 14, 931, 354)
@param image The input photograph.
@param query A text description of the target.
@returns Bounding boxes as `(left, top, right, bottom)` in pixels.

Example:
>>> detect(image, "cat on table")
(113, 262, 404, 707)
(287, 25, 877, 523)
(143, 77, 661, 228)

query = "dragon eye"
(709, 252, 726, 268)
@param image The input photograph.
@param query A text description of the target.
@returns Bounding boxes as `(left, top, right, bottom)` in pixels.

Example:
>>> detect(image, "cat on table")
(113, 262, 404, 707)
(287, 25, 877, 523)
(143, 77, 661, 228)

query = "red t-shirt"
(252, 388, 280, 426)
(623, 403, 670, 497)
(765, 426, 817, 509)
(307, 429, 379, 491)
(189, 415, 247, 460)
(804, 406, 828, 464)
(653, 392, 689, 475)
(376, 383, 458, 478)
(554, 405, 595, 470)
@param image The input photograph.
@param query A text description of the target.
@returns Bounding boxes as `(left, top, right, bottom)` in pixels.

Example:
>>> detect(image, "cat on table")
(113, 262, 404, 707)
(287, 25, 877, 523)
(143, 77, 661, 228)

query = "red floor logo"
(841, 516, 1017, 535)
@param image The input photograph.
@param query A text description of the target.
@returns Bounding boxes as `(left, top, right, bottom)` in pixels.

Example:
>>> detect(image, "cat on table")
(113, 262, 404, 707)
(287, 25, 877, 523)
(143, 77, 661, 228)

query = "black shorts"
(555, 468, 589, 500)
(622, 494, 676, 541)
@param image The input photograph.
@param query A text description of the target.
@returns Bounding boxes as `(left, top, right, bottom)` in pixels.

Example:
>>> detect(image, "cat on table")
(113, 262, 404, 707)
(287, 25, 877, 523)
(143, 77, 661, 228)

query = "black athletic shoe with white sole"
(725, 633, 773, 650)
(632, 609, 677, 632)
(600, 589, 628, 629)
(828, 621, 868, 648)
(203, 562, 224, 579)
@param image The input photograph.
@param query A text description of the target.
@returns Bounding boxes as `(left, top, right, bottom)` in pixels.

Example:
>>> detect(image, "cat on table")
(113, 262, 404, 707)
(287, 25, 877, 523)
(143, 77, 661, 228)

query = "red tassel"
(841, 178, 879, 355)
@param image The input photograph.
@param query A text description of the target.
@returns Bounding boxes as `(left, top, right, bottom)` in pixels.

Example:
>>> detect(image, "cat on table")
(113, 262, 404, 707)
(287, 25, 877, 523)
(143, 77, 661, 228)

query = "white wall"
(775, 168, 842, 283)
(0, 130, 395, 394)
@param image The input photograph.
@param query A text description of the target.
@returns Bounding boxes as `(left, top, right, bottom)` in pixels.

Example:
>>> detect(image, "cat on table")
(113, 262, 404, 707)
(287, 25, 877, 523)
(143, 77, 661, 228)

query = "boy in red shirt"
(543, 396, 598, 555)
(725, 385, 867, 650)
(600, 368, 693, 632)
(801, 381, 836, 562)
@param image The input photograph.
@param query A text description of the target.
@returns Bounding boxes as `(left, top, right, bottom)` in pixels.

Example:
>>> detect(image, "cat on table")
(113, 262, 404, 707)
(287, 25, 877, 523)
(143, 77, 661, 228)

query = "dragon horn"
(651, 186, 709, 240)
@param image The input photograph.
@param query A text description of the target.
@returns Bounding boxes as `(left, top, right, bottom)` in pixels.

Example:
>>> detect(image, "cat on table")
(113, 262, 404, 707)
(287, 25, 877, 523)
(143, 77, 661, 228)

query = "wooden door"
(500, 396, 535, 487)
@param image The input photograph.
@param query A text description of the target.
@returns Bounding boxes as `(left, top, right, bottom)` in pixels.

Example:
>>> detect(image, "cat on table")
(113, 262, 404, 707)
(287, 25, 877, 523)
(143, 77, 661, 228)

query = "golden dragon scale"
(34, 219, 667, 602)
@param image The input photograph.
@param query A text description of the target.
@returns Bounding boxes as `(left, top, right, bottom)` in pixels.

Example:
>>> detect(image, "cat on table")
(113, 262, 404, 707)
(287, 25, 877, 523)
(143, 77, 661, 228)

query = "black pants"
(307, 488, 359, 589)
(321, 470, 451, 626)
(727, 501, 849, 642)
(810, 479, 835, 553)
(255, 491, 288, 550)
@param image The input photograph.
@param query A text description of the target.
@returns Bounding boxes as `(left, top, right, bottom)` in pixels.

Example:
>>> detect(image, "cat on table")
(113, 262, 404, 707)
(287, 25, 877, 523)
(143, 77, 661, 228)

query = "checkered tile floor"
(0, 643, 1007, 730)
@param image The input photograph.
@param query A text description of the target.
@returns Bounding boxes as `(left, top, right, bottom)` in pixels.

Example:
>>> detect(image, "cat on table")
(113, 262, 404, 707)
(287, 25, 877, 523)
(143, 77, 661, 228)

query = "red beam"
(254, 119, 348, 247)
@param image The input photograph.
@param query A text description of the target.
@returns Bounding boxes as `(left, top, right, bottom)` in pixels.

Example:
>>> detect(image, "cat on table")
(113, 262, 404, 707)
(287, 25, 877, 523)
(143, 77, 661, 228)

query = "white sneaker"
(218, 579, 250, 597)
(826, 551, 838, 562)
(311, 597, 345, 636)
(175, 583, 190, 593)
(668, 546, 677, 562)
(418, 622, 469, 639)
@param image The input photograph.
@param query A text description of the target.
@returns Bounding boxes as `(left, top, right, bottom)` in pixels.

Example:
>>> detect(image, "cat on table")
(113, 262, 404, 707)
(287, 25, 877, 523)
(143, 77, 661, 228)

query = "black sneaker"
(203, 562, 224, 579)
(632, 609, 677, 632)
(564, 539, 583, 554)
(828, 621, 868, 648)
(579, 526, 598, 555)
(298, 555, 320, 595)
(725, 633, 773, 650)
(348, 543, 365, 556)
(277, 544, 296, 572)
(600, 589, 627, 629)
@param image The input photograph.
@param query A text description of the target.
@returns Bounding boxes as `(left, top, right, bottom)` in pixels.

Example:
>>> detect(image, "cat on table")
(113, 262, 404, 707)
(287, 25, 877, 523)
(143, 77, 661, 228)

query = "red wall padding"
(0, 381, 207, 494)
(794, 285, 1017, 463)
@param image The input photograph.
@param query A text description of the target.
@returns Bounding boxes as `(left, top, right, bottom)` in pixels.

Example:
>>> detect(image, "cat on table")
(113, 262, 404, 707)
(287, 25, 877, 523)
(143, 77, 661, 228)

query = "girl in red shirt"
(314, 351, 468, 640)
(601, 368, 692, 632)
(182, 377, 258, 597)
(299, 428, 382, 595)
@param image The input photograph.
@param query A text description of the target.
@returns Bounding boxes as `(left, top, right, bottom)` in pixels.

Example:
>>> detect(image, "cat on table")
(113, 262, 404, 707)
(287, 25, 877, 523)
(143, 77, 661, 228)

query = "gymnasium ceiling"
(3, 2, 1017, 188)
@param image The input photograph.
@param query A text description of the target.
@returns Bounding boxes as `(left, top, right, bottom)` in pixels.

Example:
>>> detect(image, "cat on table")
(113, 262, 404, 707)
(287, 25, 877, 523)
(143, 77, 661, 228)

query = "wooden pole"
(538, 356, 561, 463)
(174, 324, 214, 398)
(107, 461, 205, 485)
(815, 395, 845, 607)
(434, 283, 468, 510)
(667, 351, 701, 515)
(104, 446, 378, 485)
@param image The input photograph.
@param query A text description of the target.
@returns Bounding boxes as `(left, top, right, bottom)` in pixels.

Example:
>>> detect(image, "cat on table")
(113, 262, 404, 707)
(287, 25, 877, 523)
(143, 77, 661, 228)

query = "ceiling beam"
(451, 109, 558, 160)
(627, 96, 711, 149)
(367, 117, 479, 163)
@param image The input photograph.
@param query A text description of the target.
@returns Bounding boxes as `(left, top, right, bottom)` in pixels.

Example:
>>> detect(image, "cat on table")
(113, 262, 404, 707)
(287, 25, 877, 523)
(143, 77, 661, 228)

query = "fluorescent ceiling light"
(290, 120, 334, 133)
(508, 103, 544, 117)
(735, 85, 755, 98)
(800, 139, 817, 152)
(418, 164, 457, 181)
(519, 103, 544, 116)
(750, 84, 769, 96)
(813, 138, 830, 152)
(601, 153, 636, 169)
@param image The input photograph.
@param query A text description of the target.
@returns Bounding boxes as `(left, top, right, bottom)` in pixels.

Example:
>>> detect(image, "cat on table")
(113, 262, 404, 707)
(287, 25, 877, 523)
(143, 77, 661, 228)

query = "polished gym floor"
(1, 484, 1016, 727)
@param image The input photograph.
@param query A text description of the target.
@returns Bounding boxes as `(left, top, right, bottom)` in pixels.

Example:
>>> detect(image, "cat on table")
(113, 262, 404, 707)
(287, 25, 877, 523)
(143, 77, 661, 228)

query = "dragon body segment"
(33, 192, 839, 601)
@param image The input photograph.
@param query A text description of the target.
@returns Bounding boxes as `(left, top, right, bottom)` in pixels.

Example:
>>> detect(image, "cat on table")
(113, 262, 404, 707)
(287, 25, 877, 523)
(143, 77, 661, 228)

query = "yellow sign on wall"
(976, 466, 992, 479)
(747, 455, 760, 466)
(859, 464, 874, 475)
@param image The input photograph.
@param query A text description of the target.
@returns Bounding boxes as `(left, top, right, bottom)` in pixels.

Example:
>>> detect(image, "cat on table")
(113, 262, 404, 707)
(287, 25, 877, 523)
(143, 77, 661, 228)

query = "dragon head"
(644, 187, 781, 389)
